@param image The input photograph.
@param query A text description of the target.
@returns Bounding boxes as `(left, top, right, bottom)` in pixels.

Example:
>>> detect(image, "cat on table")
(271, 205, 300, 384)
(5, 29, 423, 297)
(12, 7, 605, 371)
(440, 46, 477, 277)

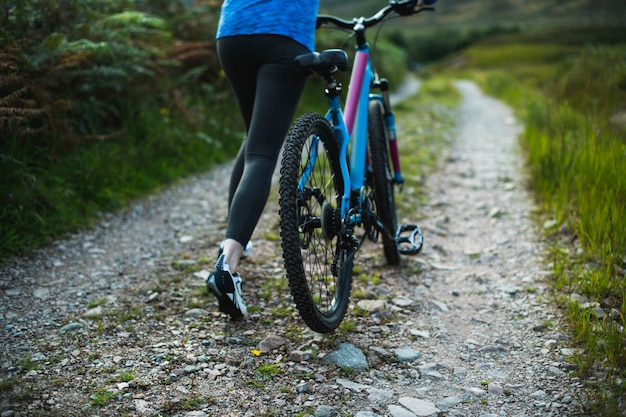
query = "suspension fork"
(378, 79, 405, 188)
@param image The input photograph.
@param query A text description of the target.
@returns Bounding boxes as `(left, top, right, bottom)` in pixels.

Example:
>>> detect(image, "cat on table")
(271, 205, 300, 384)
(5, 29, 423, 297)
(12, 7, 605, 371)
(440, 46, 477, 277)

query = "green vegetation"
(433, 26, 625, 415)
(19, 356, 39, 371)
(389, 24, 521, 65)
(88, 298, 107, 309)
(243, 363, 284, 390)
(0, 380, 15, 392)
(118, 371, 134, 383)
(339, 319, 358, 333)
(255, 363, 282, 379)
(90, 388, 117, 406)
(1, 0, 242, 260)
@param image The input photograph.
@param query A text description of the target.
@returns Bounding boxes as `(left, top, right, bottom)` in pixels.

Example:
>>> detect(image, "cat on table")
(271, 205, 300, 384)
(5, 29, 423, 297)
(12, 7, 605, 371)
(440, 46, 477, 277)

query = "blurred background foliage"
(0, 0, 242, 256)
(1, 0, 228, 146)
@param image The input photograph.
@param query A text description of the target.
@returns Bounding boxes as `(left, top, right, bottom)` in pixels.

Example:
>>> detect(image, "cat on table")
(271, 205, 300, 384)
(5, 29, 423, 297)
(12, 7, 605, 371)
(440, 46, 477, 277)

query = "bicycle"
(279, 0, 435, 333)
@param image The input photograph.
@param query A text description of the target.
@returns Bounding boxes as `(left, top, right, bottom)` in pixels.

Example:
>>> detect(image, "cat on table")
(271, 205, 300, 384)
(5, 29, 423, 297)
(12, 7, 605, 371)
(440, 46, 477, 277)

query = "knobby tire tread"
(368, 100, 401, 266)
(279, 113, 352, 333)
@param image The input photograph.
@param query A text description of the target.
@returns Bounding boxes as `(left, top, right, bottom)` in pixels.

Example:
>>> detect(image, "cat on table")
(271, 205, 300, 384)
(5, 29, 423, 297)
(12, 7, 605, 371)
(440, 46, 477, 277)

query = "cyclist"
(206, 0, 320, 319)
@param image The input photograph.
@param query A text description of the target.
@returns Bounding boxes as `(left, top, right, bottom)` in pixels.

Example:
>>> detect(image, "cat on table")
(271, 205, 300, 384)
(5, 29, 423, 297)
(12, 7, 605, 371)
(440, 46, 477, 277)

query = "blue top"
(216, 0, 319, 51)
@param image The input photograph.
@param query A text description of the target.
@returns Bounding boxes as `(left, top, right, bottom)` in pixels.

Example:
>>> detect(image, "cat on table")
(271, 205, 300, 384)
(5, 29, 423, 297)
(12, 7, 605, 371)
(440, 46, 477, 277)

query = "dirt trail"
(0, 81, 585, 417)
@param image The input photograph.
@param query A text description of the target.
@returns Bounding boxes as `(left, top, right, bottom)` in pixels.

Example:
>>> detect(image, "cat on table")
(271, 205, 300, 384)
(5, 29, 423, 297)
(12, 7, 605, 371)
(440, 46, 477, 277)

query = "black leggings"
(217, 35, 309, 246)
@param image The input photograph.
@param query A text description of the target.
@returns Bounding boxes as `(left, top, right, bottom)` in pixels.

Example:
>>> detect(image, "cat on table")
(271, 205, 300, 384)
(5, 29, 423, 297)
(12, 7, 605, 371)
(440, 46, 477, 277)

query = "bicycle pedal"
(396, 223, 423, 255)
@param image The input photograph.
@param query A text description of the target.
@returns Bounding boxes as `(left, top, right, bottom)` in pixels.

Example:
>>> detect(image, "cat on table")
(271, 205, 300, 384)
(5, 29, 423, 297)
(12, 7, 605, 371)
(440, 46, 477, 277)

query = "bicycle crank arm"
(374, 218, 393, 243)
(396, 223, 424, 255)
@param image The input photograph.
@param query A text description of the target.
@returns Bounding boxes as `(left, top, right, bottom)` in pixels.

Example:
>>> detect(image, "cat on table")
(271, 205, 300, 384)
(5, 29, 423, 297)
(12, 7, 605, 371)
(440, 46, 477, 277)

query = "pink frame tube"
(343, 50, 369, 136)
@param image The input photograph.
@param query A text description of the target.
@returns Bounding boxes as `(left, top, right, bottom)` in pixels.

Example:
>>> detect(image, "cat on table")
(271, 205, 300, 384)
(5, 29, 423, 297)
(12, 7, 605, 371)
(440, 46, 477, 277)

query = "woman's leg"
(217, 35, 309, 273)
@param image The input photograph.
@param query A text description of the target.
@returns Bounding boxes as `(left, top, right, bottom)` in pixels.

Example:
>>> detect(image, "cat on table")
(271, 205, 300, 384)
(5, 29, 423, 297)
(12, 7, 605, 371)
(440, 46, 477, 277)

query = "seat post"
(324, 71, 342, 97)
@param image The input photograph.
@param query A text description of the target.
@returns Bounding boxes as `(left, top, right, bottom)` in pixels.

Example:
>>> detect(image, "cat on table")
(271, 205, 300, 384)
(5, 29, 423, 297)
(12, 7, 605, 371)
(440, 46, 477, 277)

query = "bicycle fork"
(374, 78, 424, 256)
(376, 78, 405, 188)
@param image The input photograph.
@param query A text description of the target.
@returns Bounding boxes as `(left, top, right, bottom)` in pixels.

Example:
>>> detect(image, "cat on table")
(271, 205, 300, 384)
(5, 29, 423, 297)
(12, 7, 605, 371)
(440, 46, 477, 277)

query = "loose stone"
(314, 405, 340, 417)
(355, 412, 382, 417)
(488, 381, 504, 396)
(323, 343, 368, 370)
(290, 350, 312, 362)
(388, 404, 418, 417)
(185, 308, 208, 318)
(258, 334, 286, 353)
(394, 347, 422, 362)
(398, 397, 440, 417)
(59, 322, 83, 333)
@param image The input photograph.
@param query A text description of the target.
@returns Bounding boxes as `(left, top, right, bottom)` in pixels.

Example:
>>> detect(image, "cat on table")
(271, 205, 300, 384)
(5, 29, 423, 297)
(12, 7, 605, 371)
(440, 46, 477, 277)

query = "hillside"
(319, 0, 626, 29)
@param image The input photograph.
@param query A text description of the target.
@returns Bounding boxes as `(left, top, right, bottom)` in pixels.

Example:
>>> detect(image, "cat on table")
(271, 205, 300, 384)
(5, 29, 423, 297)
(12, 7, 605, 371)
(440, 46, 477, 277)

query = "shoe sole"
(207, 276, 245, 319)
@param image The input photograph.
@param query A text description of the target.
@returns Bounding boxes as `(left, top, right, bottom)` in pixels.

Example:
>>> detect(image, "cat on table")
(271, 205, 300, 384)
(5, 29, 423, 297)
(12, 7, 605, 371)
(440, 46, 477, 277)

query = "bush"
(0, 0, 242, 259)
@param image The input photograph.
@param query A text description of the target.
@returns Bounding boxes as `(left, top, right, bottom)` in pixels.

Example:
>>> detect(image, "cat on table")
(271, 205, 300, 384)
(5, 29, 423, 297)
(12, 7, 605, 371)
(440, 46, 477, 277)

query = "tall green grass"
(435, 29, 626, 415)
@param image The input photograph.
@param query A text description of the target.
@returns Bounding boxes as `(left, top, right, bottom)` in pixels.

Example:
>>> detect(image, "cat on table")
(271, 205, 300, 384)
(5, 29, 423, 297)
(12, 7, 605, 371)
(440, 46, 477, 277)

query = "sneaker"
(206, 254, 247, 318)
(218, 240, 253, 260)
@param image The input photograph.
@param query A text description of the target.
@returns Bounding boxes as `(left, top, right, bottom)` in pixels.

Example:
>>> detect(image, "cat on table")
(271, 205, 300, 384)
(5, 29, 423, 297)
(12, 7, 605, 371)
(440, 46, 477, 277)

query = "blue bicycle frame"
(296, 4, 434, 230)
(325, 43, 389, 222)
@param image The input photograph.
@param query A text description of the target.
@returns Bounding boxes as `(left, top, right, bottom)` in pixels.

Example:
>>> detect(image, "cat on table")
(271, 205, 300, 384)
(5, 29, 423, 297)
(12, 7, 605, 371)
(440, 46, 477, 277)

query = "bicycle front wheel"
(368, 100, 400, 266)
(279, 113, 353, 333)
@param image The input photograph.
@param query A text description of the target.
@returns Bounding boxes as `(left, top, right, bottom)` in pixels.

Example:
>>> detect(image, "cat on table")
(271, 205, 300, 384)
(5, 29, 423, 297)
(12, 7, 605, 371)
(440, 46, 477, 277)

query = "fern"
(99, 11, 167, 29)
(0, 49, 46, 140)
(1, 0, 226, 146)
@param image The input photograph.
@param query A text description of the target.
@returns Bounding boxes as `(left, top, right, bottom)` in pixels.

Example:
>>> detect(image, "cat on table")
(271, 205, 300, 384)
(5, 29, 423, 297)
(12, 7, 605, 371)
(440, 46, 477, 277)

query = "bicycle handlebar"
(316, 0, 435, 30)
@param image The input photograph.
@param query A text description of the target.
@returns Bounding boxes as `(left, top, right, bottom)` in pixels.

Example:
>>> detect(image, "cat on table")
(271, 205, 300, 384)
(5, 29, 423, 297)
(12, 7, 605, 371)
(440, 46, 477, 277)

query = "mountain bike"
(279, 0, 435, 333)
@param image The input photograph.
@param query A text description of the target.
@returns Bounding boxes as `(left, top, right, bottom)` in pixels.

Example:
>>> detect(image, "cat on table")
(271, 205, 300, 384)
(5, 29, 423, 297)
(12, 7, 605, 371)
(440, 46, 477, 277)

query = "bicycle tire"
(368, 100, 401, 266)
(279, 112, 353, 333)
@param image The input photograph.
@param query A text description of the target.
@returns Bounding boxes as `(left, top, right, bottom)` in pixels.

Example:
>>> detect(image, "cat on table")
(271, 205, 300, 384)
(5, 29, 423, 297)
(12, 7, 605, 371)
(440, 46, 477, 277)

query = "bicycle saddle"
(295, 49, 349, 75)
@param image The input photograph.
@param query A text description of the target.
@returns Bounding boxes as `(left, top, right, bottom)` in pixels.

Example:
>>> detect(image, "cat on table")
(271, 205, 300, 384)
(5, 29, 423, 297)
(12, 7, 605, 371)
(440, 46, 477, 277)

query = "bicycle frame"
(296, 48, 372, 222)
(325, 43, 401, 222)
(296, 3, 434, 228)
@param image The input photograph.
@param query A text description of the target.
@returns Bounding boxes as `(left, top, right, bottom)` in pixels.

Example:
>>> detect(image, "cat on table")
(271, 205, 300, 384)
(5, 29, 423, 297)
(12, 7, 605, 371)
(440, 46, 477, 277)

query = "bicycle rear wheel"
(368, 100, 400, 266)
(279, 112, 353, 333)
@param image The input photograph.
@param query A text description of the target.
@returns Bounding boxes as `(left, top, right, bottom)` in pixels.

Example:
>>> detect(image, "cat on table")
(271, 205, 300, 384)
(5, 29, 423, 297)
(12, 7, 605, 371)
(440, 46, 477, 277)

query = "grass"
(431, 26, 626, 415)
(19, 356, 40, 371)
(87, 298, 107, 309)
(90, 388, 117, 406)
(255, 363, 282, 379)
(0, 93, 242, 262)
(118, 372, 134, 383)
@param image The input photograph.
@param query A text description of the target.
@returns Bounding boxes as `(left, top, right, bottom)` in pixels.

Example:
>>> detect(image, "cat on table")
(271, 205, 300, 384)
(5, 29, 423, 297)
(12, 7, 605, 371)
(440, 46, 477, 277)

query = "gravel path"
(0, 80, 587, 417)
